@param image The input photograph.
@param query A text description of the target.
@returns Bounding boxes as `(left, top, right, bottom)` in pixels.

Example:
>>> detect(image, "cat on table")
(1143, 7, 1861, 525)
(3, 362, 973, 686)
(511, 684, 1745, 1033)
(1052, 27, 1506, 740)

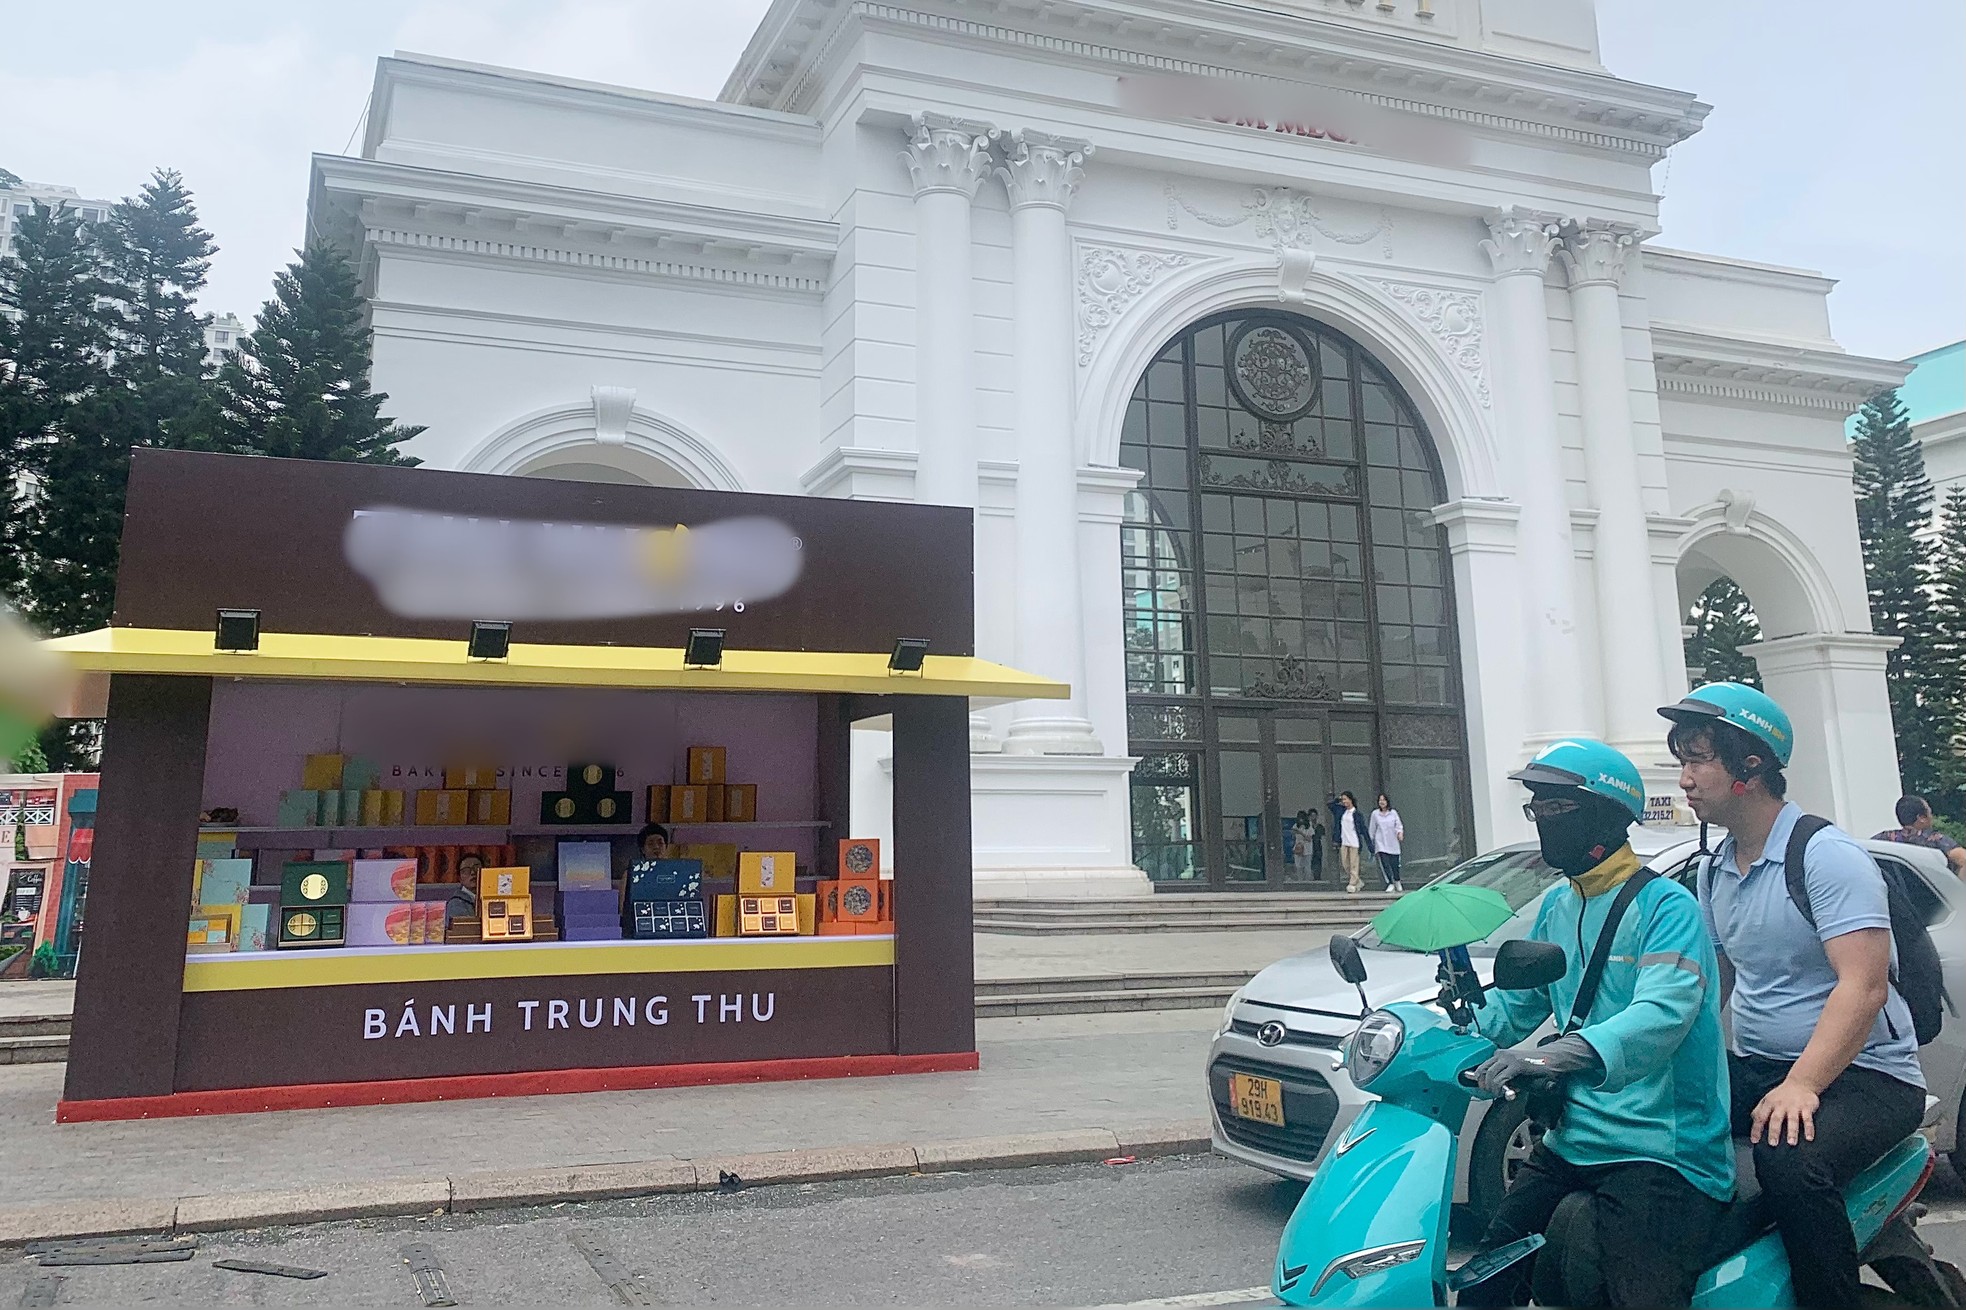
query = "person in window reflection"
(1335, 791, 1364, 893)
(1370, 792, 1406, 893)
(638, 823, 675, 862)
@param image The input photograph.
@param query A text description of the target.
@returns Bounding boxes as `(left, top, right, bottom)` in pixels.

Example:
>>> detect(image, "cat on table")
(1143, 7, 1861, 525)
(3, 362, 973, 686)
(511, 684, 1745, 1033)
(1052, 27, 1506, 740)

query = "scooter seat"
(1701, 1142, 1775, 1266)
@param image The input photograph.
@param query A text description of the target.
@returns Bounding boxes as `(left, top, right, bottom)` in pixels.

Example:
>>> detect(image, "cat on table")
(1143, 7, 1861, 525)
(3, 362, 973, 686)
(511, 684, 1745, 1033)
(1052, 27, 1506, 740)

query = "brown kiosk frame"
(50, 451, 1065, 1120)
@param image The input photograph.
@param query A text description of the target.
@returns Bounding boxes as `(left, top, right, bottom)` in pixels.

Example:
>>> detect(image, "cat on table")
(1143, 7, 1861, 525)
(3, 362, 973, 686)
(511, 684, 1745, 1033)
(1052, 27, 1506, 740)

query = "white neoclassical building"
(307, 0, 1909, 897)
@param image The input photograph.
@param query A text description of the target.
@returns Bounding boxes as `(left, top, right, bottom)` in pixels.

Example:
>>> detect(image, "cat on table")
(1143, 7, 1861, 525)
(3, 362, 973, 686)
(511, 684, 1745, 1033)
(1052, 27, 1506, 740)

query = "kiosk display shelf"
(49, 450, 1065, 1121)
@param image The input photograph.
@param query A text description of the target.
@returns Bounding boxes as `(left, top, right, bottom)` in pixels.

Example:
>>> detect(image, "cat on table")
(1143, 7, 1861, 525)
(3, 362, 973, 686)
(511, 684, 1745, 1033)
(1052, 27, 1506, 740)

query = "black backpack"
(1780, 815, 1950, 1047)
(1700, 816, 1950, 1045)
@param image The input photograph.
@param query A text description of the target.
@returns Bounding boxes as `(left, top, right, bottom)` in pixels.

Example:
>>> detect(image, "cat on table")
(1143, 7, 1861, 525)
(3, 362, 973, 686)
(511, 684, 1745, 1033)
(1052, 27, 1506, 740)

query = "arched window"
(1120, 311, 1472, 887)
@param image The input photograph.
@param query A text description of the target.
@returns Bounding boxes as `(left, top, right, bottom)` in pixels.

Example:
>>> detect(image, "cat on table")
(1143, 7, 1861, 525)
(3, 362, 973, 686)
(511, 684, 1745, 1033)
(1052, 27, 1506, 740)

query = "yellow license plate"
(1229, 1072, 1285, 1127)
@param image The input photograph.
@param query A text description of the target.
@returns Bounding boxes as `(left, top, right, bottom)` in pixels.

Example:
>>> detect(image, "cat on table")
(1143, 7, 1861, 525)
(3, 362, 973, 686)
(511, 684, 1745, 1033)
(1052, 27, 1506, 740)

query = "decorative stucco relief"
(1075, 243, 1207, 367)
(1374, 280, 1492, 408)
(1164, 183, 1393, 259)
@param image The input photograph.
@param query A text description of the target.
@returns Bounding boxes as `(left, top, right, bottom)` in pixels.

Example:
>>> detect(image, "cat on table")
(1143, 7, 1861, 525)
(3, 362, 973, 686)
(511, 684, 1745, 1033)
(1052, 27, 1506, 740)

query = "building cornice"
(1651, 327, 1910, 415)
(723, 0, 1708, 160)
(372, 53, 822, 158)
(311, 155, 836, 295)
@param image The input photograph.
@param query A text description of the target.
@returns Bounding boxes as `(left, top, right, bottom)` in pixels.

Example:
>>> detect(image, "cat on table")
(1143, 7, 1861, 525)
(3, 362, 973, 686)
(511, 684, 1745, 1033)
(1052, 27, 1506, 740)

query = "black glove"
(1470, 1034, 1602, 1095)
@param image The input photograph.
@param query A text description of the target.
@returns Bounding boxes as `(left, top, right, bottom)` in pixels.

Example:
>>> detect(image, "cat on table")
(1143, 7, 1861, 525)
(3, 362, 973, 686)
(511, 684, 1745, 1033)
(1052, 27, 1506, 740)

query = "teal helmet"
(1509, 738, 1646, 823)
(1658, 681, 1794, 767)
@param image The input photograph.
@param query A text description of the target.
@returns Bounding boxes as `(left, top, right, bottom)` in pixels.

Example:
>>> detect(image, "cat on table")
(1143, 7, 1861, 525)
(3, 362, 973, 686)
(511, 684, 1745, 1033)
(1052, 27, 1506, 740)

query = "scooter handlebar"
(1456, 1068, 1516, 1101)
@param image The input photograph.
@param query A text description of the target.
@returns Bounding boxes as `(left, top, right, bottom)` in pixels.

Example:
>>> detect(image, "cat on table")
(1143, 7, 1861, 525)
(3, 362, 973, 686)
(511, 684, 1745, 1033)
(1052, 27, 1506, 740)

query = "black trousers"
(1460, 1141, 1725, 1308)
(1730, 1052, 1927, 1310)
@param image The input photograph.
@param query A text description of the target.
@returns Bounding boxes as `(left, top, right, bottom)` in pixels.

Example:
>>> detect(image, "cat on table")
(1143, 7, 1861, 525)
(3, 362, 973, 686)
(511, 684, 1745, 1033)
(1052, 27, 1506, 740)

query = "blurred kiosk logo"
(344, 508, 804, 621)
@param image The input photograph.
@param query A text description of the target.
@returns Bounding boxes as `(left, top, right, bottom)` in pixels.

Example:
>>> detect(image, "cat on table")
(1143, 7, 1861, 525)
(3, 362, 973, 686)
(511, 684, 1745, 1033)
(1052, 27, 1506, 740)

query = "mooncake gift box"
(196, 858, 254, 910)
(415, 789, 469, 826)
(482, 866, 530, 898)
(351, 858, 418, 903)
(628, 859, 702, 902)
(347, 901, 416, 947)
(738, 851, 796, 896)
(301, 754, 345, 790)
(685, 747, 726, 786)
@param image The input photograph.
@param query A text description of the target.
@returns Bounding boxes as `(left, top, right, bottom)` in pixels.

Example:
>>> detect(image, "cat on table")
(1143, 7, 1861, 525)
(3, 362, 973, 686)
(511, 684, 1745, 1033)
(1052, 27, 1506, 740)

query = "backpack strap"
(1564, 868, 1660, 1034)
(1783, 814, 1833, 932)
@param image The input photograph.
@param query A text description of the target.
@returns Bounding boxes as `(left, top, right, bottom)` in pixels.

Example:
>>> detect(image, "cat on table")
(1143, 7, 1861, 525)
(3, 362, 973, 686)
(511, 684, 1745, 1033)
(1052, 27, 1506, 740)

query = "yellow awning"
(43, 626, 1068, 707)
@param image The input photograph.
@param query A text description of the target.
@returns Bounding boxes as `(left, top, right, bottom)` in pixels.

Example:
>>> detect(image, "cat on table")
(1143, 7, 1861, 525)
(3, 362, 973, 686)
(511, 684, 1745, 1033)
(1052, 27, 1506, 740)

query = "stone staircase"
(0, 1013, 69, 1065)
(975, 969, 1258, 1018)
(974, 891, 1397, 936)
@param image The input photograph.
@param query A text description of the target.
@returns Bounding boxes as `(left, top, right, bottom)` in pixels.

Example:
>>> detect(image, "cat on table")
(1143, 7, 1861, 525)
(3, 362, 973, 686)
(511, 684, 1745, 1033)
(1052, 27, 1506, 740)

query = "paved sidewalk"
(0, 1008, 1223, 1239)
(0, 981, 72, 1019)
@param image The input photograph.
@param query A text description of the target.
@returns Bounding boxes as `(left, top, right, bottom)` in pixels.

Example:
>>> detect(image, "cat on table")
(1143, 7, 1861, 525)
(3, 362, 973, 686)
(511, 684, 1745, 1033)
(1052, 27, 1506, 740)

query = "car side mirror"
(1492, 939, 1566, 991)
(1329, 933, 1368, 985)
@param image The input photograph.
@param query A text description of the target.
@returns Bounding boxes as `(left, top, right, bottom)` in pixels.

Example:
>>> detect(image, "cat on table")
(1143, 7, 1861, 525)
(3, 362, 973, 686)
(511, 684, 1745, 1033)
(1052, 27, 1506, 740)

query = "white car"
(1208, 826, 1966, 1232)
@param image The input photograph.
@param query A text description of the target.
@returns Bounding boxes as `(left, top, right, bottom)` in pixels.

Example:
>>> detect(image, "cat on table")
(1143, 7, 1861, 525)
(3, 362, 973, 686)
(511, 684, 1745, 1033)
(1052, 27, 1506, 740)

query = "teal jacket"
(1474, 846, 1734, 1200)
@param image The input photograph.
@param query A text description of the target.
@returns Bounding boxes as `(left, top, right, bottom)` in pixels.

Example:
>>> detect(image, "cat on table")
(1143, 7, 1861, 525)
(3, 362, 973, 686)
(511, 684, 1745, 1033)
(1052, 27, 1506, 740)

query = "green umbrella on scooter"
(1369, 882, 1514, 952)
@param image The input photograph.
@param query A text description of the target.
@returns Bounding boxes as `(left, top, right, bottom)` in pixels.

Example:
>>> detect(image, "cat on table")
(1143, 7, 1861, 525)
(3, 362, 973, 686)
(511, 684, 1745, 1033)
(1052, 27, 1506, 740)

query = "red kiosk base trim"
(56, 1050, 982, 1122)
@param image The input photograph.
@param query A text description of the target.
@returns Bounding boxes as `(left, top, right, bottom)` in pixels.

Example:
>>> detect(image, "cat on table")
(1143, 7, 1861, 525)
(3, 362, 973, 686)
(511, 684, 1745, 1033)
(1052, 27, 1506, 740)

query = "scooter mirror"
(1329, 933, 1369, 985)
(1492, 939, 1566, 991)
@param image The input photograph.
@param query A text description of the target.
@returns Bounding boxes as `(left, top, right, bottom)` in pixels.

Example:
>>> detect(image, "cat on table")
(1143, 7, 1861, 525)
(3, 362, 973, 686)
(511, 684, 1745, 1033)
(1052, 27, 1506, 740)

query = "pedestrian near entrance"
(1369, 793, 1406, 892)
(1336, 792, 1363, 893)
(1874, 795, 1966, 876)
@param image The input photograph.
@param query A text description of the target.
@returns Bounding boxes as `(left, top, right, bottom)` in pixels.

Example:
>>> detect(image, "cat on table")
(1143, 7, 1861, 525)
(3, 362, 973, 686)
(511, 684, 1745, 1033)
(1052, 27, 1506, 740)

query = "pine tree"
(1851, 387, 1943, 795)
(97, 169, 214, 449)
(0, 203, 108, 607)
(1930, 486, 1966, 819)
(202, 241, 421, 464)
(1683, 578, 1762, 689)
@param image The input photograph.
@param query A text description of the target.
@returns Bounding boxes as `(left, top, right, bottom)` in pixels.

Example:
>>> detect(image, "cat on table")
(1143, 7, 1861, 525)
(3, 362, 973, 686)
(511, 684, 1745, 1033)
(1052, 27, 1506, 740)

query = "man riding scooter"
(1662, 682, 1928, 1310)
(1459, 738, 1733, 1308)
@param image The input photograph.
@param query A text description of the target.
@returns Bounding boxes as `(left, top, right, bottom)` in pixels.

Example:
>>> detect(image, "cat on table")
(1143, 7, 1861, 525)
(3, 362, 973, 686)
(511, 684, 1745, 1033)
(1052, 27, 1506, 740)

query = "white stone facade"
(307, 0, 1909, 895)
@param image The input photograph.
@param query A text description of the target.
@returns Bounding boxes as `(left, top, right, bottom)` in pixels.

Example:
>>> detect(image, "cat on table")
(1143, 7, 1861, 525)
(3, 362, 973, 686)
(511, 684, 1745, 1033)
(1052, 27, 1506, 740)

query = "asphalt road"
(4, 1155, 1963, 1306)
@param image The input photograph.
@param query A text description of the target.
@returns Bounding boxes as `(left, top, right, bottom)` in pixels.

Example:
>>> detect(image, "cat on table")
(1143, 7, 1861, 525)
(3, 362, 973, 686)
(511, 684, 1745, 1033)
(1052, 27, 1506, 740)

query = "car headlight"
(1344, 1009, 1405, 1089)
(1219, 986, 1246, 1036)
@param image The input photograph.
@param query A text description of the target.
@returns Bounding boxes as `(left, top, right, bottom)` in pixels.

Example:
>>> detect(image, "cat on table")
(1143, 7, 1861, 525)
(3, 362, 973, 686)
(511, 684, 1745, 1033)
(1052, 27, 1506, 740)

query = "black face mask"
(1535, 798, 1630, 878)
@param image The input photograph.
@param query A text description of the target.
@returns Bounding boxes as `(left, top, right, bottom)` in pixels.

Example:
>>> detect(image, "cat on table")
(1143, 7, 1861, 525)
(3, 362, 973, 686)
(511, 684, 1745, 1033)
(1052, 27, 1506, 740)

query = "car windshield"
(1355, 848, 1553, 956)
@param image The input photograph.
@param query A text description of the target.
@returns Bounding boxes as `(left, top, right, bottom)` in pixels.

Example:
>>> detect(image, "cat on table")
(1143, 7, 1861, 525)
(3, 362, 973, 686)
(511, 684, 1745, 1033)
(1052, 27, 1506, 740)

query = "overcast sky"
(3, 1, 1958, 361)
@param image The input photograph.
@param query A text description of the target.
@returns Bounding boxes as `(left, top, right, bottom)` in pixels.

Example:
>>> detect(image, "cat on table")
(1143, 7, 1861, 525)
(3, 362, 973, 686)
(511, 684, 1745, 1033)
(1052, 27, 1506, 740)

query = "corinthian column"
(1558, 220, 1667, 758)
(900, 113, 994, 509)
(1481, 207, 1590, 742)
(998, 130, 1101, 754)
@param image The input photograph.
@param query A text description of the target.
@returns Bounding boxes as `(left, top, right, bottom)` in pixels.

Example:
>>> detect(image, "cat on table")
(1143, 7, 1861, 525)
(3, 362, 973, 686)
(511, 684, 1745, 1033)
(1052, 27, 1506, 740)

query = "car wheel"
(1468, 1094, 1542, 1234)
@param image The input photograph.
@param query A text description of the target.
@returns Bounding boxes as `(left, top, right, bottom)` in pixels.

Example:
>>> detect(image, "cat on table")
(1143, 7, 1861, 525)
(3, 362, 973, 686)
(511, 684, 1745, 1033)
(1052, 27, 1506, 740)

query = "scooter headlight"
(1344, 1009, 1405, 1089)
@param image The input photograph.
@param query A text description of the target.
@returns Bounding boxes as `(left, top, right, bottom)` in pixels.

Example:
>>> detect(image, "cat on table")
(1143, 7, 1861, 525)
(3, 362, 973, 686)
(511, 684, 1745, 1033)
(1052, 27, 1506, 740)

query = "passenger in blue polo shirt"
(1662, 683, 1926, 1310)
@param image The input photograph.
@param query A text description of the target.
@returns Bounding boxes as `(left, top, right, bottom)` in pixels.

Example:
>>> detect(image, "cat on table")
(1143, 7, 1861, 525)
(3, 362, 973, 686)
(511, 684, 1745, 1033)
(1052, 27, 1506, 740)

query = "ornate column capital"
(900, 112, 997, 199)
(1556, 219, 1640, 289)
(1480, 205, 1561, 278)
(997, 129, 1092, 213)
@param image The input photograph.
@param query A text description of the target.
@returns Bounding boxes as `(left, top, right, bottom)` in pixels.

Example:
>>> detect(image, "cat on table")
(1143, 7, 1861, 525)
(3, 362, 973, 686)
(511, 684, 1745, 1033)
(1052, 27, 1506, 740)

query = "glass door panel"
(1215, 747, 1269, 884)
(1276, 749, 1329, 886)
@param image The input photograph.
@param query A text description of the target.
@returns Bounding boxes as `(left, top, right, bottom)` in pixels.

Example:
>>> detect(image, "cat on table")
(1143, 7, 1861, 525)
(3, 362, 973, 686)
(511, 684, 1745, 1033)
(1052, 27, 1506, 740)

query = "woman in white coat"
(1368, 793, 1406, 893)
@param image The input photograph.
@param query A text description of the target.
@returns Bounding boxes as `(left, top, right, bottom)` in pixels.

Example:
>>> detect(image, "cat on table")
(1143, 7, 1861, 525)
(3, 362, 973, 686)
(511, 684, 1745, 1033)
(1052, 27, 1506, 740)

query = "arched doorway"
(1120, 310, 1473, 889)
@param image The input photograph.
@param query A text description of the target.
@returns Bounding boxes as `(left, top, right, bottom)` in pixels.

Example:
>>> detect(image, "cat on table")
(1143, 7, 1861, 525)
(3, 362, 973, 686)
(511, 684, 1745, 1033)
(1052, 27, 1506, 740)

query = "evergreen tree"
(97, 169, 215, 449)
(1683, 577, 1762, 689)
(202, 241, 421, 464)
(1930, 486, 1966, 819)
(1851, 387, 1943, 795)
(0, 203, 108, 607)
(25, 171, 215, 641)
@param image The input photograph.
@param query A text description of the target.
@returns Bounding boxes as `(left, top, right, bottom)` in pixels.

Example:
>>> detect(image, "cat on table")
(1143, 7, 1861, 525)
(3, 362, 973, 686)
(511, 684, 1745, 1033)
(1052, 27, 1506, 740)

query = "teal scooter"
(1268, 934, 1558, 1306)
(1271, 935, 1966, 1307)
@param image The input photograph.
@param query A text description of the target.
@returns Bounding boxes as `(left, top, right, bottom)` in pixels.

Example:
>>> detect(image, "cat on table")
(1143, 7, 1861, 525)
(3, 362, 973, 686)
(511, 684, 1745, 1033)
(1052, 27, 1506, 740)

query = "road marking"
(1083, 1287, 1274, 1308)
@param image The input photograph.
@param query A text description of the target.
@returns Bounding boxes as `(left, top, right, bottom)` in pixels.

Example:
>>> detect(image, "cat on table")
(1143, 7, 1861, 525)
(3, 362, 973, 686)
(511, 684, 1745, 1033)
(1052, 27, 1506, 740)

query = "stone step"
(975, 983, 1240, 1018)
(0, 1014, 72, 1039)
(975, 970, 1256, 999)
(0, 1033, 69, 1064)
